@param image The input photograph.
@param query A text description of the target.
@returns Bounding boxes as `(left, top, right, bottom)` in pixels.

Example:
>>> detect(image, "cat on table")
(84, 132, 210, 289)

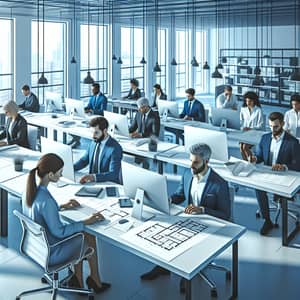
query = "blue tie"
(92, 143, 101, 173)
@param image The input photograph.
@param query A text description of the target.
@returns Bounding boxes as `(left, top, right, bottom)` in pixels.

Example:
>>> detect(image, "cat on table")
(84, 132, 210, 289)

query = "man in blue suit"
(85, 83, 107, 116)
(179, 88, 205, 122)
(74, 116, 123, 184)
(19, 85, 40, 113)
(140, 143, 231, 282)
(250, 112, 300, 235)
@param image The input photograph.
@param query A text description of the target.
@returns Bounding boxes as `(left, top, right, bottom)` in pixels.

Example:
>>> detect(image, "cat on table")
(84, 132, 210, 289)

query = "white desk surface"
(1, 171, 245, 280)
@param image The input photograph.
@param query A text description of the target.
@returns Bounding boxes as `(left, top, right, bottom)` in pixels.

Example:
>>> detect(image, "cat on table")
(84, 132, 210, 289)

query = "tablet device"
(106, 186, 118, 197)
(119, 198, 133, 208)
(75, 186, 103, 197)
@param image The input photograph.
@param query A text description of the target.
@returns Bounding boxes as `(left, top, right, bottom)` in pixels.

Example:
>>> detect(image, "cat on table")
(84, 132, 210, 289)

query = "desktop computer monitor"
(157, 100, 178, 117)
(121, 161, 170, 215)
(45, 91, 63, 111)
(211, 108, 241, 130)
(40, 137, 75, 182)
(104, 111, 129, 137)
(65, 98, 86, 118)
(184, 125, 228, 162)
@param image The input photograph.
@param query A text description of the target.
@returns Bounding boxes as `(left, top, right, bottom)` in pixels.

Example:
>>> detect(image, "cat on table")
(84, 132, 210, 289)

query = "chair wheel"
(88, 295, 94, 300)
(274, 223, 279, 228)
(41, 276, 48, 284)
(211, 288, 218, 297)
(226, 271, 231, 280)
(256, 212, 261, 218)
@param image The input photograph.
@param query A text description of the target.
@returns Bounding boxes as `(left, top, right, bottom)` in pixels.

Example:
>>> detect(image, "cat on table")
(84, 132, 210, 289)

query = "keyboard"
(132, 138, 149, 147)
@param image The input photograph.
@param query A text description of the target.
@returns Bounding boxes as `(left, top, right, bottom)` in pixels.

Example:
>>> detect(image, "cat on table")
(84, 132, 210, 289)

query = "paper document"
(225, 161, 256, 177)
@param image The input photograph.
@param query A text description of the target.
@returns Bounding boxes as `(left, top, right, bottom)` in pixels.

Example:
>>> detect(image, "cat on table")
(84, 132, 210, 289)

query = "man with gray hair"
(140, 143, 231, 284)
(129, 97, 160, 138)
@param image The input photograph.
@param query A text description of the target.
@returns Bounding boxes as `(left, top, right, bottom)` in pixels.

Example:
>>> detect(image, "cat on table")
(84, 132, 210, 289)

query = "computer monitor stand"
(220, 118, 227, 131)
(131, 188, 154, 221)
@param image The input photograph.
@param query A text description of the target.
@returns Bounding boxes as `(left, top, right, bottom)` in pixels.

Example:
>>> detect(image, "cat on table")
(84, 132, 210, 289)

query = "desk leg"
(0, 188, 8, 237)
(53, 129, 58, 141)
(282, 197, 288, 246)
(185, 279, 192, 300)
(230, 240, 238, 299)
(157, 161, 163, 174)
(62, 132, 67, 144)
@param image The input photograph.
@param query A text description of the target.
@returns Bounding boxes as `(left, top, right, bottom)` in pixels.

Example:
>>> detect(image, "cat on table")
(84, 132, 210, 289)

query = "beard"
(94, 133, 105, 143)
(272, 127, 283, 137)
(191, 161, 206, 175)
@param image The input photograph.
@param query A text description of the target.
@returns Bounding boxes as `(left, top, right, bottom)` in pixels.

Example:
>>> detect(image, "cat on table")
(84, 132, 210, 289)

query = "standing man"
(284, 93, 300, 138)
(216, 85, 238, 110)
(85, 83, 107, 116)
(74, 116, 123, 184)
(250, 112, 300, 235)
(19, 85, 40, 113)
(179, 88, 205, 122)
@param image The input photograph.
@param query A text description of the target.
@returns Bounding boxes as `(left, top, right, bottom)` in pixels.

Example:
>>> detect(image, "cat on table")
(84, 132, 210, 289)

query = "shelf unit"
(220, 48, 300, 107)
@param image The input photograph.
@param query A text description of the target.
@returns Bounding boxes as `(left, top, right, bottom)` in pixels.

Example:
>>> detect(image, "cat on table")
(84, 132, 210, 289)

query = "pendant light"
(117, 57, 123, 64)
(111, 1, 117, 61)
(191, 0, 199, 67)
(216, 2, 223, 70)
(153, 0, 161, 72)
(140, 0, 147, 64)
(202, 15, 210, 70)
(263, 1, 271, 59)
(170, 13, 177, 66)
(70, 0, 77, 64)
(289, 0, 300, 81)
(211, 0, 222, 78)
(83, 1, 95, 84)
(38, 0, 48, 85)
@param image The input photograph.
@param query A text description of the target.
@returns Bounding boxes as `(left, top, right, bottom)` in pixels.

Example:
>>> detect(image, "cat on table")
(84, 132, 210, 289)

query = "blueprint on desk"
(121, 216, 226, 261)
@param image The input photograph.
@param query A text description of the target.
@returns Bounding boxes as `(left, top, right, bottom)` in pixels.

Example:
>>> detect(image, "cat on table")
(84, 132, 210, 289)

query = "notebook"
(75, 186, 103, 197)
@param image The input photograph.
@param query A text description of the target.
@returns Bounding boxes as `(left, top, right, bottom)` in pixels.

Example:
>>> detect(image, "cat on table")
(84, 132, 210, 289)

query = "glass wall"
(0, 18, 13, 106)
(80, 24, 108, 100)
(31, 21, 66, 103)
(120, 26, 145, 96)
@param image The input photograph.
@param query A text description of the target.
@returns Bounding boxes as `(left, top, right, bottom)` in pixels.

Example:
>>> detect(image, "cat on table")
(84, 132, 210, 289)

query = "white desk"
(156, 146, 300, 246)
(1, 170, 246, 300)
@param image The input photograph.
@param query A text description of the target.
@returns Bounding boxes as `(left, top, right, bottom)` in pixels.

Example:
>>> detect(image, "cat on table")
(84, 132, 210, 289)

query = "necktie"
(188, 101, 192, 114)
(142, 114, 146, 134)
(92, 143, 101, 173)
(94, 96, 97, 109)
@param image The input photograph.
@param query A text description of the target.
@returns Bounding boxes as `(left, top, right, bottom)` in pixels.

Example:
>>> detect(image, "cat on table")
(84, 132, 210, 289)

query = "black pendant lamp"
(191, 0, 199, 67)
(111, 1, 117, 61)
(203, 61, 210, 70)
(38, 0, 48, 85)
(70, 0, 77, 64)
(140, 0, 147, 64)
(212, 67, 223, 79)
(83, 1, 94, 84)
(117, 57, 123, 64)
(153, 0, 161, 72)
(252, 75, 265, 86)
(170, 13, 177, 66)
(191, 57, 199, 67)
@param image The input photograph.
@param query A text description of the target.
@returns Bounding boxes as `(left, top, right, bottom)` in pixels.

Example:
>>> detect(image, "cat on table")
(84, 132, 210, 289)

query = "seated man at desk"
(216, 85, 238, 110)
(74, 116, 123, 184)
(19, 84, 40, 113)
(141, 143, 231, 284)
(250, 112, 300, 235)
(152, 83, 167, 108)
(284, 93, 300, 138)
(129, 97, 160, 169)
(179, 88, 205, 122)
(0, 100, 29, 148)
(85, 83, 107, 116)
(123, 78, 142, 100)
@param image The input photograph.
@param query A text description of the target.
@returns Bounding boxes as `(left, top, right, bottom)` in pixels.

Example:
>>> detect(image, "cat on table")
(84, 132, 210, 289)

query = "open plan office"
(0, 0, 300, 300)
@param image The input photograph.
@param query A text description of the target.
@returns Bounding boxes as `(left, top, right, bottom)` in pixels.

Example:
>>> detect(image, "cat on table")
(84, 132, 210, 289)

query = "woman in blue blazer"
(24, 153, 110, 293)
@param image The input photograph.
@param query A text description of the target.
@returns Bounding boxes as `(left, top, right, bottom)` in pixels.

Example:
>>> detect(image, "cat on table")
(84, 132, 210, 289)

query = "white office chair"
(13, 210, 95, 300)
(27, 125, 38, 150)
(197, 186, 234, 298)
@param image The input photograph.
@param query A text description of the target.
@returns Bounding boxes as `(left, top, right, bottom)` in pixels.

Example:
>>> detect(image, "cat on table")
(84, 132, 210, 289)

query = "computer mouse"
(118, 219, 129, 224)
(51, 114, 57, 118)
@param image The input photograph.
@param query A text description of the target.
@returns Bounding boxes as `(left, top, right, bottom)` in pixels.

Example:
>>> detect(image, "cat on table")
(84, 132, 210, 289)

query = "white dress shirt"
(216, 93, 238, 110)
(284, 109, 300, 137)
(190, 168, 211, 207)
(269, 131, 285, 165)
(240, 106, 263, 130)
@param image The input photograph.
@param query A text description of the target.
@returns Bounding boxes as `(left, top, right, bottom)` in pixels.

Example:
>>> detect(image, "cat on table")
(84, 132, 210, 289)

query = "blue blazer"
(170, 169, 231, 220)
(179, 99, 205, 122)
(74, 136, 123, 183)
(85, 93, 107, 115)
(255, 132, 300, 171)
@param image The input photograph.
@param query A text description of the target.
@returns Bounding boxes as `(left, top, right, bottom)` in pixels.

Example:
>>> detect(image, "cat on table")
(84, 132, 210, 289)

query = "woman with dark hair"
(240, 91, 264, 160)
(152, 83, 167, 108)
(23, 153, 110, 293)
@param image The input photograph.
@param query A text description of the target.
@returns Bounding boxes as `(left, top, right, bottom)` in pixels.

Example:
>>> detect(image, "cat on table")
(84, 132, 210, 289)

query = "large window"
(0, 18, 13, 106)
(195, 30, 207, 93)
(156, 28, 167, 94)
(175, 30, 191, 97)
(120, 27, 145, 96)
(80, 24, 108, 100)
(31, 21, 66, 103)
